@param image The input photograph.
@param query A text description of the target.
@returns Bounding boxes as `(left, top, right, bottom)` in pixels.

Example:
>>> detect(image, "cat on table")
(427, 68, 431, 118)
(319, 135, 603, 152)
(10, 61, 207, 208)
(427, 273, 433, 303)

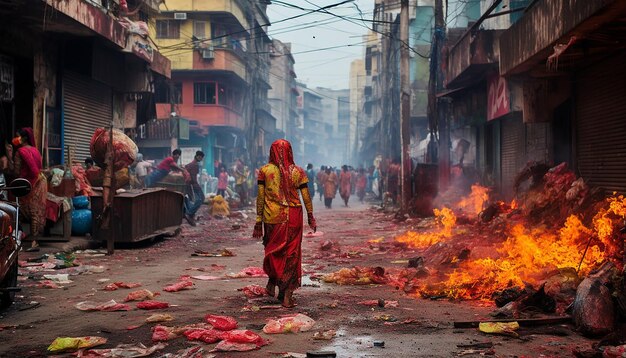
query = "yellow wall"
(150, 18, 203, 70)
(159, 0, 248, 29)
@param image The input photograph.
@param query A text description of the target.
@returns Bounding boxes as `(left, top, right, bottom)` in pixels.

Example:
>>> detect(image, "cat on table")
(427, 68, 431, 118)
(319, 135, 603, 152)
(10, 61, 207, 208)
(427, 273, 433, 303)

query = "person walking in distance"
(216, 165, 228, 197)
(323, 167, 337, 209)
(183, 151, 205, 226)
(339, 165, 352, 207)
(252, 140, 316, 308)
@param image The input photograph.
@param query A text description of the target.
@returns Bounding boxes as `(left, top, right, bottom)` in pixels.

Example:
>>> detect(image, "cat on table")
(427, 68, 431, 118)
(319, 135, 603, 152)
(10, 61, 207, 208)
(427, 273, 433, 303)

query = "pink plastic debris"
(240, 285, 267, 298)
(124, 289, 158, 302)
(137, 301, 170, 310)
(163, 280, 194, 292)
(227, 267, 267, 278)
(104, 282, 142, 291)
(183, 328, 223, 344)
(205, 314, 238, 331)
(263, 314, 315, 334)
(211, 341, 261, 352)
(75, 300, 132, 312)
(151, 325, 176, 342)
(220, 330, 267, 345)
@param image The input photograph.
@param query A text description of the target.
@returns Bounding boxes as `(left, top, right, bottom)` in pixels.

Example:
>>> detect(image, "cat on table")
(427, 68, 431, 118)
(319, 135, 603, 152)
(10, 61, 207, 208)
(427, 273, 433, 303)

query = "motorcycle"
(0, 178, 32, 308)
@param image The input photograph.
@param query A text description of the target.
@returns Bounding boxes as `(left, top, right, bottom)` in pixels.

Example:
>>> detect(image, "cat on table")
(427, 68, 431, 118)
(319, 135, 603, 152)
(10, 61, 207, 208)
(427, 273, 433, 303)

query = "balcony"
(192, 45, 247, 82)
(160, 0, 248, 29)
(445, 30, 502, 88)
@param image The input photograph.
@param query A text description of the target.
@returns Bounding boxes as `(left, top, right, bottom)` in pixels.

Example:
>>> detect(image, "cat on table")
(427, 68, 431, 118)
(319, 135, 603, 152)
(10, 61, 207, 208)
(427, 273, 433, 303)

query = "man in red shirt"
(146, 149, 183, 187)
(184, 151, 205, 226)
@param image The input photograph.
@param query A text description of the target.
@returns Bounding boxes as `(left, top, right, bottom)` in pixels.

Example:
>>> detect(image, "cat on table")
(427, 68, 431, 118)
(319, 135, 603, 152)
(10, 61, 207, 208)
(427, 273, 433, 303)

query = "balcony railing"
(212, 36, 246, 59)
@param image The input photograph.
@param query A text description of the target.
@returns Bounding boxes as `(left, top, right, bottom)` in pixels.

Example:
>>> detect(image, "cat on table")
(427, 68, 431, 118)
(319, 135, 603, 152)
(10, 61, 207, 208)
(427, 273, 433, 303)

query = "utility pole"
(400, 0, 411, 212)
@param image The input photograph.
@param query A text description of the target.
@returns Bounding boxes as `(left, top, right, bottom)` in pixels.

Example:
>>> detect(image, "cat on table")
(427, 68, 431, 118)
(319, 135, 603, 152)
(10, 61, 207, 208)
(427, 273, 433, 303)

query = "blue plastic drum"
(72, 196, 90, 209)
(71, 209, 92, 236)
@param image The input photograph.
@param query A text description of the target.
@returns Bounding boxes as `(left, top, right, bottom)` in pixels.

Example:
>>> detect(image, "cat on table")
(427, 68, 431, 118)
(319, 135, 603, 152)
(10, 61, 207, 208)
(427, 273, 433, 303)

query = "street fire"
(395, 208, 456, 249)
(455, 184, 489, 216)
(396, 190, 626, 301)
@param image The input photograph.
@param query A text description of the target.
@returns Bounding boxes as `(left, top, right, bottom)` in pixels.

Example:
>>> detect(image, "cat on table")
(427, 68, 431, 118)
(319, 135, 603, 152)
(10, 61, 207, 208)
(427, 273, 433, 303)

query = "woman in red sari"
(6, 128, 47, 249)
(252, 140, 316, 308)
(339, 165, 352, 207)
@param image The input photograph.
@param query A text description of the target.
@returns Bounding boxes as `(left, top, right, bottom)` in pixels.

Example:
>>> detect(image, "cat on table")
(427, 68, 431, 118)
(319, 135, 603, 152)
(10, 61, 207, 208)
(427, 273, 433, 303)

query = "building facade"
(0, 0, 170, 166)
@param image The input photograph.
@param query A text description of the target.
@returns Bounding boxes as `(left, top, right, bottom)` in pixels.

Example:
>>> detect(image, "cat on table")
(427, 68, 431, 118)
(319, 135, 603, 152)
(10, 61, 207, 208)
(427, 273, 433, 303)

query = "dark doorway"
(552, 99, 572, 167)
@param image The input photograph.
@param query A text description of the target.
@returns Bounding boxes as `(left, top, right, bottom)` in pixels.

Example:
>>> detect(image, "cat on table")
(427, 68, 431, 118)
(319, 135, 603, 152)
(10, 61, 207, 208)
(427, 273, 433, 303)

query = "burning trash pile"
(326, 162, 626, 338)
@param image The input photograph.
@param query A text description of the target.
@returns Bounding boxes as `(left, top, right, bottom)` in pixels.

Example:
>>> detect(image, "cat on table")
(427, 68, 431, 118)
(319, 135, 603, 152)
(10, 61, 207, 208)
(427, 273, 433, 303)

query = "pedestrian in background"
(316, 165, 326, 202)
(217, 165, 228, 197)
(356, 167, 367, 203)
(146, 149, 183, 187)
(134, 153, 152, 188)
(234, 158, 247, 206)
(183, 150, 205, 226)
(252, 139, 316, 308)
(306, 163, 315, 197)
(339, 165, 351, 207)
(323, 166, 337, 209)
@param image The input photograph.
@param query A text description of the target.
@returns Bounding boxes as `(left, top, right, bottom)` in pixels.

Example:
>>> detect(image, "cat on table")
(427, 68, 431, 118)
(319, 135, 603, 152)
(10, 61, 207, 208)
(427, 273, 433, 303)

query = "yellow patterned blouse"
(256, 163, 309, 224)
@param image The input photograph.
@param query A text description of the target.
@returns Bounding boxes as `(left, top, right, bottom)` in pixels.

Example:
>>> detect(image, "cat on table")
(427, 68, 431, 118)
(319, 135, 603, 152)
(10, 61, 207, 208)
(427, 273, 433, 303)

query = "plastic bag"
(75, 300, 131, 312)
(478, 321, 520, 337)
(104, 282, 142, 291)
(227, 267, 267, 278)
(124, 289, 158, 302)
(47, 336, 107, 352)
(205, 314, 238, 331)
(240, 285, 267, 298)
(163, 280, 194, 292)
(146, 313, 174, 323)
(183, 328, 223, 344)
(210, 195, 230, 216)
(79, 342, 166, 358)
(137, 300, 170, 310)
(263, 314, 315, 334)
(211, 341, 260, 352)
(152, 325, 177, 342)
(220, 330, 266, 345)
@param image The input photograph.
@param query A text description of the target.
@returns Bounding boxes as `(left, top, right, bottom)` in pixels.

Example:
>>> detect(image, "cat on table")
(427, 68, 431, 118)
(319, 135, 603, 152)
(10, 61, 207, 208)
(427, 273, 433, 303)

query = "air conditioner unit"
(201, 47, 215, 60)
(174, 12, 187, 20)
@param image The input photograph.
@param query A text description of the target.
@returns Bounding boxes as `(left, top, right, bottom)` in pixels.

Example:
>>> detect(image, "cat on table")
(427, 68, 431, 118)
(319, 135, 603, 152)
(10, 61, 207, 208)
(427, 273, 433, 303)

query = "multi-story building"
(315, 88, 351, 166)
(297, 83, 325, 164)
(349, 59, 366, 163)
(146, 0, 274, 172)
(0, 0, 170, 165)
(268, 40, 300, 158)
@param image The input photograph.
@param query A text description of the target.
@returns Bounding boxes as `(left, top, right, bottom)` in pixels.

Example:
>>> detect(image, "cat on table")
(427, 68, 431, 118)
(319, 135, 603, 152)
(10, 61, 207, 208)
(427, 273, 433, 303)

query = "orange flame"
(455, 184, 490, 216)
(395, 195, 626, 300)
(396, 208, 457, 249)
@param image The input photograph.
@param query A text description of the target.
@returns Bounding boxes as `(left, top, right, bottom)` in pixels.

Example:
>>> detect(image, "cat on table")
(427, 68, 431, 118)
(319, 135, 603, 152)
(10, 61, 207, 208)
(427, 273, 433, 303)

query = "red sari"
(257, 140, 313, 294)
(14, 144, 47, 237)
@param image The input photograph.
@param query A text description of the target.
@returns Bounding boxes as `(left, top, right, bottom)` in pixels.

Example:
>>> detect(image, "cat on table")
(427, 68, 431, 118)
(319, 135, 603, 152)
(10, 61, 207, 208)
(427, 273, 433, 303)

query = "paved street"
(0, 199, 591, 357)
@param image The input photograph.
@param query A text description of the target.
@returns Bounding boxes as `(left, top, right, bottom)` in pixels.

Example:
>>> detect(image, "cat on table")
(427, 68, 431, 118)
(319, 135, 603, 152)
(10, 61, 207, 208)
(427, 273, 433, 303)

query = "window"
(193, 21, 206, 39)
(194, 82, 216, 104)
(156, 20, 180, 39)
(155, 81, 182, 104)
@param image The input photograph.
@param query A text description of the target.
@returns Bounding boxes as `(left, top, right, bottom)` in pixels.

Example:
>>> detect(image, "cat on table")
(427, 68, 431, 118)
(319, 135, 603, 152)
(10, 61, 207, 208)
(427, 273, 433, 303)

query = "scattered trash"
(306, 351, 336, 358)
(478, 321, 520, 337)
(124, 289, 159, 302)
(211, 341, 260, 352)
(573, 262, 615, 337)
(166, 346, 211, 358)
(78, 342, 167, 357)
(42, 274, 72, 284)
(184, 328, 223, 343)
(373, 340, 385, 347)
(323, 267, 387, 285)
(220, 329, 267, 345)
(75, 300, 132, 312)
(357, 299, 398, 308)
(190, 275, 221, 281)
(239, 285, 267, 298)
(320, 240, 334, 251)
(205, 314, 238, 331)
(126, 324, 142, 330)
(146, 313, 174, 323)
(192, 249, 235, 257)
(304, 231, 324, 238)
(137, 301, 170, 310)
(152, 325, 178, 342)
(163, 280, 194, 292)
(263, 314, 315, 334)
(47, 336, 107, 352)
(374, 314, 397, 322)
(227, 267, 267, 278)
(312, 330, 336, 340)
(104, 282, 142, 291)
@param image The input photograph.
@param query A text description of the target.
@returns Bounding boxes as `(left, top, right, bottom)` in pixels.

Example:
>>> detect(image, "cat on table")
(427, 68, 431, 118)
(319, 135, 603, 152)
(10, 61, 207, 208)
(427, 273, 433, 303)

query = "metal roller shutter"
(63, 72, 112, 162)
(500, 114, 525, 197)
(576, 55, 626, 193)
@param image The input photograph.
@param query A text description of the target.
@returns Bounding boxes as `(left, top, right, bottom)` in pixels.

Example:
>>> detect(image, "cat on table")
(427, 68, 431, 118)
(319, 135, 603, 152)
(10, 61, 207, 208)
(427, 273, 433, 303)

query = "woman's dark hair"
(195, 150, 205, 157)
(17, 128, 33, 146)
(172, 149, 182, 156)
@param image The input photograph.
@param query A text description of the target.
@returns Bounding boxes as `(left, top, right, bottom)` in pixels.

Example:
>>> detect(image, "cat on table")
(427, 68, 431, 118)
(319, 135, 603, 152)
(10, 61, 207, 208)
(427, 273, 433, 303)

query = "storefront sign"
(125, 34, 154, 63)
(487, 73, 510, 121)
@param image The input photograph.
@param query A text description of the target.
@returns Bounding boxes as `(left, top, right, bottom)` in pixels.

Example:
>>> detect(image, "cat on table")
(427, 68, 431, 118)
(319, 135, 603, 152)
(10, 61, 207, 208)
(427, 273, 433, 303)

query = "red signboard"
(487, 73, 510, 121)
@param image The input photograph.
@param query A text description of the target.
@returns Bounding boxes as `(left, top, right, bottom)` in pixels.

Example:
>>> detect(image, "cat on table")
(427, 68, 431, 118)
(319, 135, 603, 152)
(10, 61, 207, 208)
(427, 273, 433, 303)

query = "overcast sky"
(267, 0, 375, 90)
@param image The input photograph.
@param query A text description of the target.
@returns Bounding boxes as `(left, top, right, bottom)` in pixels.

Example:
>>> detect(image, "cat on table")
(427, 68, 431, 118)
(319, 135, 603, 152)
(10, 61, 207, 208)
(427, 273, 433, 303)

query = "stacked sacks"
(90, 128, 138, 171)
